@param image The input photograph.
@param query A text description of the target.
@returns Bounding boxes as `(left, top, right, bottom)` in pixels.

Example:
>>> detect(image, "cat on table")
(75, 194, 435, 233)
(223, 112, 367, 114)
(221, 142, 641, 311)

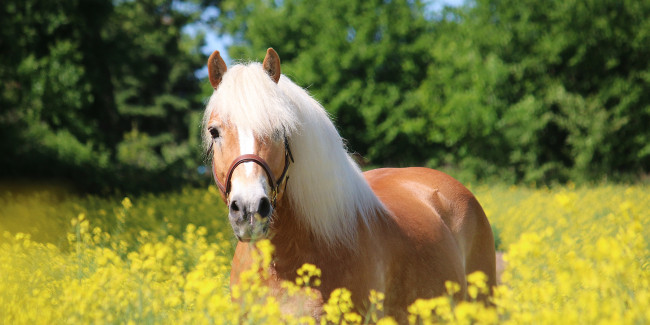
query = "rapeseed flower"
(0, 184, 648, 323)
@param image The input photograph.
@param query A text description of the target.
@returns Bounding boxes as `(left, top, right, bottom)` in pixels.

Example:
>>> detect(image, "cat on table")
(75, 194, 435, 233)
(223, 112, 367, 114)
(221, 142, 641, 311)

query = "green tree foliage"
(218, 0, 650, 183)
(422, 0, 650, 182)
(2, 0, 647, 191)
(1, 0, 208, 192)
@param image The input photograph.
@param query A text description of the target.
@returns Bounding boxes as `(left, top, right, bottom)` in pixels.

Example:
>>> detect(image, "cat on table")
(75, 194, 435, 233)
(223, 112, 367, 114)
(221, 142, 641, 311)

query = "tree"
(217, 0, 650, 183)
(421, 0, 650, 182)
(0, 0, 208, 192)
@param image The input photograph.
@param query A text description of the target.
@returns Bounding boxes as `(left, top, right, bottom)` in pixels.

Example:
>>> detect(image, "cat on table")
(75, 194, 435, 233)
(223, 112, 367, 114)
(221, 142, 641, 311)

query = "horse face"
(206, 48, 287, 242)
(207, 112, 288, 241)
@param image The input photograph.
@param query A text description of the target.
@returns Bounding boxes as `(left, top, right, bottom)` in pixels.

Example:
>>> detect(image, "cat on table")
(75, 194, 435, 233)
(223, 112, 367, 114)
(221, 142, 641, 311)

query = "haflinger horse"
(203, 48, 496, 322)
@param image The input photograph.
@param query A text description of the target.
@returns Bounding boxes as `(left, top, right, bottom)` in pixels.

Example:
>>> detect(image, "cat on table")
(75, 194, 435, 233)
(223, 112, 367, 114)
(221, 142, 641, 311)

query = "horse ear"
(262, 48, 281, 83)
(208, 50, 227, 90)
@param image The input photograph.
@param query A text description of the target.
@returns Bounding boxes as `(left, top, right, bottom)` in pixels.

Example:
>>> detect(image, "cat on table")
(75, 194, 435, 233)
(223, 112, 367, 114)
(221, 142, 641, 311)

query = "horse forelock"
(202, 62, 387, 249)
(202, 63, 299, 152)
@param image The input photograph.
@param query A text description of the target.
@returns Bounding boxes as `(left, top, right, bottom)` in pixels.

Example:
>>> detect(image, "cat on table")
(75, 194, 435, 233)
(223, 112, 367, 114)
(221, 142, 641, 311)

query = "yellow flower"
(2, 185, 649, 324)
(121, 197, 133, 210)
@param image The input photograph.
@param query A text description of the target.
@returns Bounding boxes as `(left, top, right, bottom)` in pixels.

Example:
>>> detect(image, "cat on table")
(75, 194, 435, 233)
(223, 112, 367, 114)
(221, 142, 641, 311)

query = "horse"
(203, 48, 496, 321)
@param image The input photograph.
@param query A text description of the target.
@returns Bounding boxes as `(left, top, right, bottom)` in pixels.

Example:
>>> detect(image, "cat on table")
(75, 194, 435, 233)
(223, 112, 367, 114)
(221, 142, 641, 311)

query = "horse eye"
(208, 127, 220, 139)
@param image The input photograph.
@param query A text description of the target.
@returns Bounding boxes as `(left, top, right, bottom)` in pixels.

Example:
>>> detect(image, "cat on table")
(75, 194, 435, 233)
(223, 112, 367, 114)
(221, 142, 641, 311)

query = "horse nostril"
(258, 197, 272, 218)
(230, 200, 240, 212)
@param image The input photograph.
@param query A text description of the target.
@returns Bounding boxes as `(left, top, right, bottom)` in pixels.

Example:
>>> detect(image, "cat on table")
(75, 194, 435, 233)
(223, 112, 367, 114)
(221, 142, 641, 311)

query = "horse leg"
(464, 205, 497, 300)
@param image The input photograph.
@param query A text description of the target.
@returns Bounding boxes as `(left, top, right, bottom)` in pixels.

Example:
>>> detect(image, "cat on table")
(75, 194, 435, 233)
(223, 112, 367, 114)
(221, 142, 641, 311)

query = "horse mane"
(202, 63, 299, 144)
(203, 62, 387, 248)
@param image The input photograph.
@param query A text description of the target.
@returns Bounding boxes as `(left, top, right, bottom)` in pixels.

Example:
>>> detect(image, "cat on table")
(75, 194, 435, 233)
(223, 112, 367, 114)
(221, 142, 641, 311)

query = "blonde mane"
(203, 62, 387, 247)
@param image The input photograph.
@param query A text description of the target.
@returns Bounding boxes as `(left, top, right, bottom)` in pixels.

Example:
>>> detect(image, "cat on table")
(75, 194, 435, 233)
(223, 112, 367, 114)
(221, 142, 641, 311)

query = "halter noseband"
(212, 137, 294, 207)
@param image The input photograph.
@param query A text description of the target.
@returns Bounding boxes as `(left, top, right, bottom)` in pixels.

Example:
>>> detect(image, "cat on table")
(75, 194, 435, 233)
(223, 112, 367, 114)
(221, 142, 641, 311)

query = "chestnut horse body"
(204, 49, 496, 321)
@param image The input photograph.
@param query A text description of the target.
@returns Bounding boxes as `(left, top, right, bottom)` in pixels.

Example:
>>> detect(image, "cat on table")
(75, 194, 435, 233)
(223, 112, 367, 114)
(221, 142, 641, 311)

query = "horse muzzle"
(228, 194, 272, 241)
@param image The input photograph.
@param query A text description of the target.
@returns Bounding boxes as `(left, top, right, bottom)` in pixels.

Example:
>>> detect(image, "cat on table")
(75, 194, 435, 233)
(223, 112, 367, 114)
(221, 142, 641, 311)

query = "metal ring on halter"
(212, 137, 294, 207)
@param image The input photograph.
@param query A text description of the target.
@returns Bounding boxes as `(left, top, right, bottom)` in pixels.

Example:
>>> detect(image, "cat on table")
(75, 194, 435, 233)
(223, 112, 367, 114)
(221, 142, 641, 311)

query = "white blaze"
(238, 127, 256, 176)
(230, 127, 269, 213)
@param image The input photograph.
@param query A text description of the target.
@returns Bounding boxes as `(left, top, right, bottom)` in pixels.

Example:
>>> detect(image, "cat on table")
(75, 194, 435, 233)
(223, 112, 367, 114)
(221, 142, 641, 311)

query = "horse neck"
(270, 196, 361, 269)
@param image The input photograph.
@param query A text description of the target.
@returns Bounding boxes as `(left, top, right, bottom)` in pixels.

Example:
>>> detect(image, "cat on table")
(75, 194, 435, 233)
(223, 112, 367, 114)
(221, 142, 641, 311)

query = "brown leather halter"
(212, 137, 294, 206)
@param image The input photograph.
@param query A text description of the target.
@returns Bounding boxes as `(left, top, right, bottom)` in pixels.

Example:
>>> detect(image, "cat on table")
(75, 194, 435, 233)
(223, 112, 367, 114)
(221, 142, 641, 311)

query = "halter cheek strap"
(212, 138, 294, 207)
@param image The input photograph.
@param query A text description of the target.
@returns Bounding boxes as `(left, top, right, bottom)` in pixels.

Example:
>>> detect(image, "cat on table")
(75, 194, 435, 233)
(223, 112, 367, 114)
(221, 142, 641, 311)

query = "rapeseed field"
(1, 183, 648, 324)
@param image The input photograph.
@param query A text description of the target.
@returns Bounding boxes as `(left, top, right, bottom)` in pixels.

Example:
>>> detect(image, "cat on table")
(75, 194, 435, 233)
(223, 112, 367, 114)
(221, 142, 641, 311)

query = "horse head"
(205, 48, 293, 242)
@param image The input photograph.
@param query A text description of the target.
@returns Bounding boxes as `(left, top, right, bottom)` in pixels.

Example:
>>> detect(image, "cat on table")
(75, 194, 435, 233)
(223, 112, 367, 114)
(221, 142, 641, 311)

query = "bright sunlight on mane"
(202, 63, 298, 145)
